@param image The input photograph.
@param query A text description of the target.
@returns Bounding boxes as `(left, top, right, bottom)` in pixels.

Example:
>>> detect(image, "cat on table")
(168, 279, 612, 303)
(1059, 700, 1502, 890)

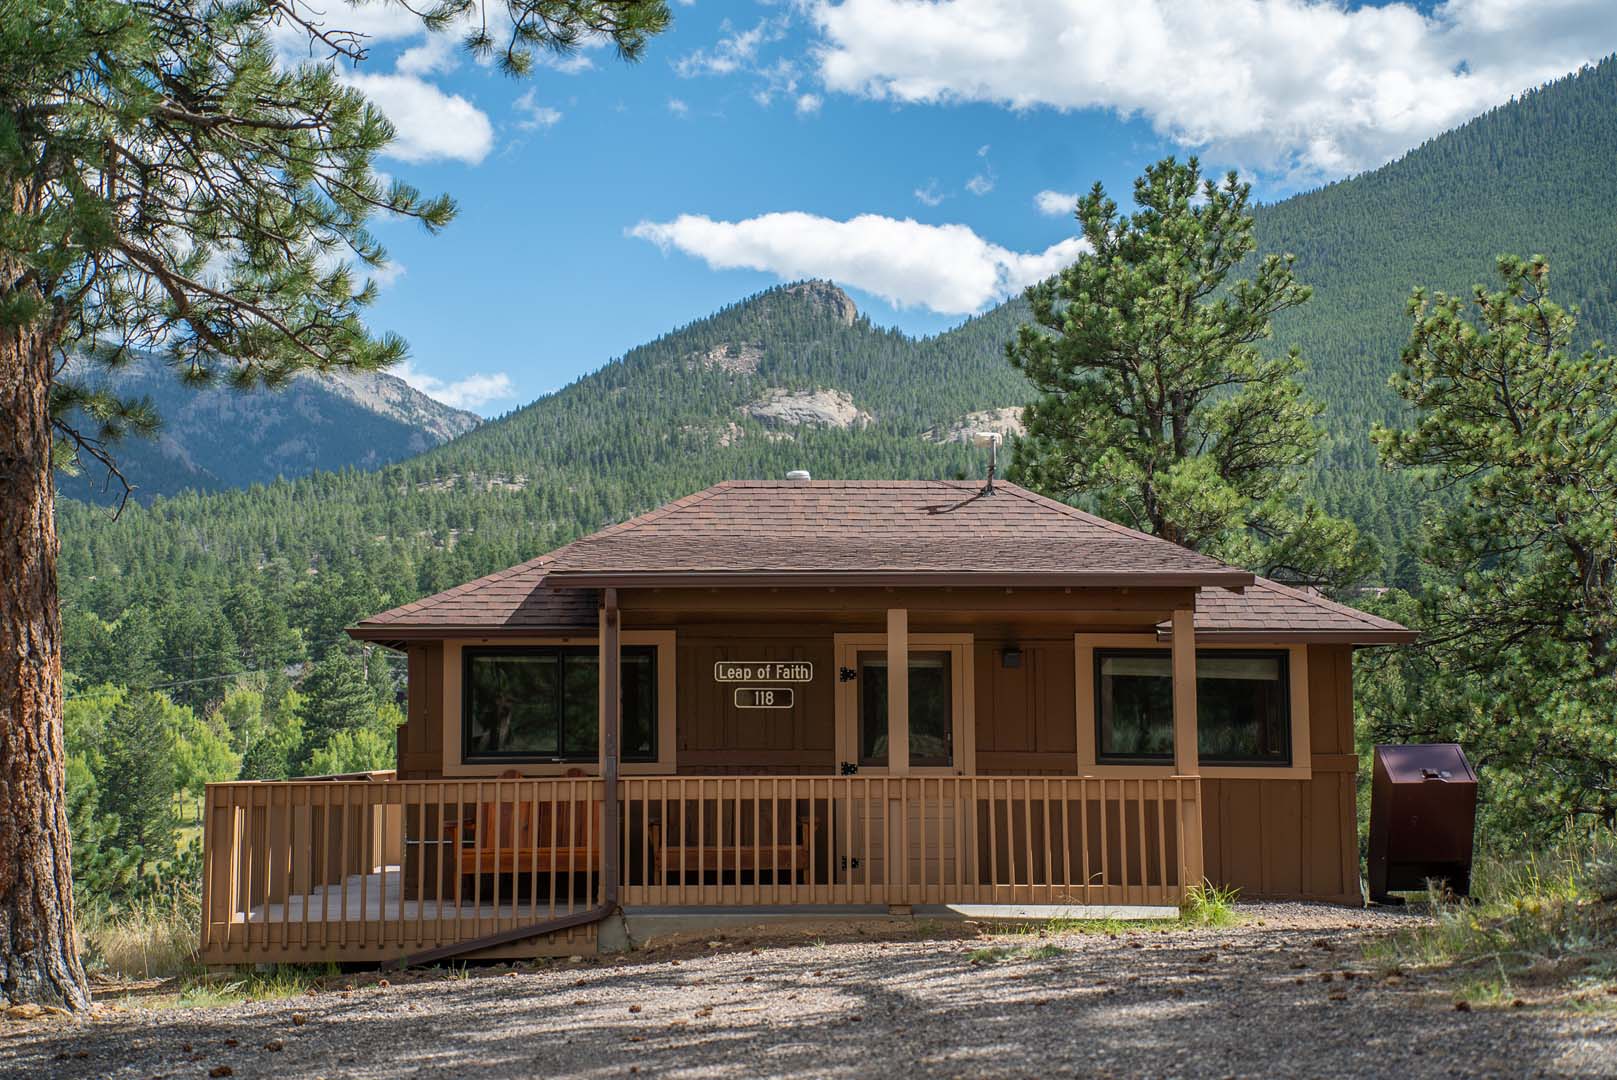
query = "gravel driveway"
(3, 903, 1614, 1079)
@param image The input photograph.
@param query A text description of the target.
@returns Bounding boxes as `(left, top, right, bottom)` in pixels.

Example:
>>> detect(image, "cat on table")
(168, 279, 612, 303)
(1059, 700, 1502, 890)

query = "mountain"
(59, 353, 482, 504)
(53, 56, 1617, 698)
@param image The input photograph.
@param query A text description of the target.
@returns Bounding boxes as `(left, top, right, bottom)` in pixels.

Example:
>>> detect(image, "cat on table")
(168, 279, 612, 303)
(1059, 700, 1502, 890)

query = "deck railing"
(201, 775, 1201, 964)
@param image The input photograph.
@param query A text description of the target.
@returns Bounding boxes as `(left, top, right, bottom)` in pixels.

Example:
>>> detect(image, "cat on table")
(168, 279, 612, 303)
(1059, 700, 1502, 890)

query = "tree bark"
(0, 315, 89, 1010)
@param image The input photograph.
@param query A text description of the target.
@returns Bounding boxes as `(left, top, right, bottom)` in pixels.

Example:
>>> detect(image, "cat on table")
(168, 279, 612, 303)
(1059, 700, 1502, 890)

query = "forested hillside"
(55, 57, 1617, 708)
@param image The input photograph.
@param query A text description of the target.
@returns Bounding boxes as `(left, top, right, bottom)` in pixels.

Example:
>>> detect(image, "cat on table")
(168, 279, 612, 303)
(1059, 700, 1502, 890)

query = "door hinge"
(838, 666, 858, 682)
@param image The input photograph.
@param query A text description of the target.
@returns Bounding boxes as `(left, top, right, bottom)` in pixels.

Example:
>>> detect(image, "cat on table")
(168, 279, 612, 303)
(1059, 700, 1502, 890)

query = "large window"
(463, 646, 657, 763)
(1095, 649, 1290, 766)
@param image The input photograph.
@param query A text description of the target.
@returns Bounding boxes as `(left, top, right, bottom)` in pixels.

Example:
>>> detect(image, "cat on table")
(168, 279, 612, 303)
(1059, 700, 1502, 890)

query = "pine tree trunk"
(0, 315, 89, 1010)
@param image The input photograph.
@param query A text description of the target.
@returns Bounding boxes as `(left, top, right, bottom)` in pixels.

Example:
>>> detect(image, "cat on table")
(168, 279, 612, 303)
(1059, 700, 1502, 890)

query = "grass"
(79, 890, 202, 981)
(1180, 882, 1242, 927)
(1364, 829, 1617, 1009)
(173, 965, 336, 1009)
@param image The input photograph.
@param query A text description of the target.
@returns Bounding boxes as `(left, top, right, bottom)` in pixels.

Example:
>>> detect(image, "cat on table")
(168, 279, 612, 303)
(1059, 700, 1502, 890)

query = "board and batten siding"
(675, 630, 836, 775)
(388, 633, 1363, 903)
(1199, 645, 1361, 904)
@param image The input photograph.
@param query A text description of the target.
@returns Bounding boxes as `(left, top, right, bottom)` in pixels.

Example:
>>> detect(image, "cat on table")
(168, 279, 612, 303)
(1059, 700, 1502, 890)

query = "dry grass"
(79, 891, 202, 982)
(1365, 828, 1617, 1009)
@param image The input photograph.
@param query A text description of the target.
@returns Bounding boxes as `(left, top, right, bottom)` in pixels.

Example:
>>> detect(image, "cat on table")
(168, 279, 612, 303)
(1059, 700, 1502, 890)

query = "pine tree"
(1008, 158, 1377, 593)
(294, 646, 381, 773)
(97, 693, 177, 878)
(0, 0, 669, 1007)
(1369, 256, 1617, 836)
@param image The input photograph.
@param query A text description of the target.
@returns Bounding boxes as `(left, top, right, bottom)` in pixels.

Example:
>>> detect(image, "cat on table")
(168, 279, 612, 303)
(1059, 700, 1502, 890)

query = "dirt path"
(3, 904, 1614, 1079)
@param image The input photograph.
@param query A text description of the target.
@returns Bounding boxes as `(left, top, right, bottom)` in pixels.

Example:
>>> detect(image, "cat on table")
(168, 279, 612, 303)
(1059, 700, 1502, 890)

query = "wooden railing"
(201, 775, 1201, 964)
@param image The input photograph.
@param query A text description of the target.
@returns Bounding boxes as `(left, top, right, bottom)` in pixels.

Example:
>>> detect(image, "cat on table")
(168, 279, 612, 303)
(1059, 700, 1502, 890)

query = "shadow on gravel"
(4, 928, 1613, 1079)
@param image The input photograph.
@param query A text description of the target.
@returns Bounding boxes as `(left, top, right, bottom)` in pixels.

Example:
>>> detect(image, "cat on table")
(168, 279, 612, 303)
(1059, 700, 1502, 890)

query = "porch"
(199, 773, 1203, 965)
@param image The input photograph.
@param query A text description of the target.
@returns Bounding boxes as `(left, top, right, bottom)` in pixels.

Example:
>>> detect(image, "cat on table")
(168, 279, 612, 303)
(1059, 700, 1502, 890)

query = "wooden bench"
(443, 779, 601, 880)
(649, 811, 810, 882)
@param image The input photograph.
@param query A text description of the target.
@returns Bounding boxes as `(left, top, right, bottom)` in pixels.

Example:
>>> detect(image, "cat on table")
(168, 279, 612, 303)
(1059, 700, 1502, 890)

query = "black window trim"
(1093, 647, 1292, 768)
(461, 644, 658, 765)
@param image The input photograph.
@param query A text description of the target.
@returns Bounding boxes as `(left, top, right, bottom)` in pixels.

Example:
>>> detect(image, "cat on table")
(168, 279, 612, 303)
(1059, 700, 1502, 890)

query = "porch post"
(886, 607, 909, 775)
(600, 589, 621, 905)
(1171, 606, 1206, 891)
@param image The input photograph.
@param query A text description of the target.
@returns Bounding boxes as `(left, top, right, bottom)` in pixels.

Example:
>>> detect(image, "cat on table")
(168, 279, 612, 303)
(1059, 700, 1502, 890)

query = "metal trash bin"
(1368, 743, 1477, 902)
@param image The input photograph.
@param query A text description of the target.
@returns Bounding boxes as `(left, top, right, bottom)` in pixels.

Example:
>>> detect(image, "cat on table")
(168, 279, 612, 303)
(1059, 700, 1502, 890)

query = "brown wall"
(1200, 645, 1361, 904)
(388, 629, 1363, 903)
(674, 628, 836, 774)
(397, 642, 445, 780)
(972, 639, 1077, 775)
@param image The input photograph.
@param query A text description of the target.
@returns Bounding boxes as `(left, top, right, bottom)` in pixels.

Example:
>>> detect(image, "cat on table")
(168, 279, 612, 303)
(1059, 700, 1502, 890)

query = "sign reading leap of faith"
(713, 661, 814, 683)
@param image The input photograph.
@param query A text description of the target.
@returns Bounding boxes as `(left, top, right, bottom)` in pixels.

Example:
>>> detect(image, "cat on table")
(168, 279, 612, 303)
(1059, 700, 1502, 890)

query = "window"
(1094, 649, 1290, 766)
(857, 650, 954, 768)
(463, 646, 657, 763)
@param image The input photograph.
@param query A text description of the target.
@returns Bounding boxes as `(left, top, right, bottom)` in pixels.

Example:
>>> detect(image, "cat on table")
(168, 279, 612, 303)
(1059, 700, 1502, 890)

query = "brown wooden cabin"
(199, 479, 1413, 965)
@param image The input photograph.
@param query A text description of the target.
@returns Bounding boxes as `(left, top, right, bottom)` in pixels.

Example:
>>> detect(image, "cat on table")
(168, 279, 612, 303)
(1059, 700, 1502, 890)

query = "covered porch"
(200, 771, 1203, 965)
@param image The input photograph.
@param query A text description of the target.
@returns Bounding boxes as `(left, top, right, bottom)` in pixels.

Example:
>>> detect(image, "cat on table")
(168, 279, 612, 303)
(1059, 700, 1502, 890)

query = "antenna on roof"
(971, 431, 1002, 495)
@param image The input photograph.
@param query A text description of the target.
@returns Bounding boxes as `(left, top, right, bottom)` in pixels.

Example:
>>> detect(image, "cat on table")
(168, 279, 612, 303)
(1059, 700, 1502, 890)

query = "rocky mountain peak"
(782, 280, 858, 326)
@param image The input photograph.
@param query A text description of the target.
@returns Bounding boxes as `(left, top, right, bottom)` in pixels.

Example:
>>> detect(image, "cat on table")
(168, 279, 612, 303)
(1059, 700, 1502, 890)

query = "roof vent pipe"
(971, 431, 1002, 494)
(786, 470, 812, 482)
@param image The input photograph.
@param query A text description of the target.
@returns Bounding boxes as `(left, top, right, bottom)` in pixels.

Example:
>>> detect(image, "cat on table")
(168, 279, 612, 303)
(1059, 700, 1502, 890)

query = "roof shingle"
(348, 480, 1412, 644)
(542, 480, 1252, 587)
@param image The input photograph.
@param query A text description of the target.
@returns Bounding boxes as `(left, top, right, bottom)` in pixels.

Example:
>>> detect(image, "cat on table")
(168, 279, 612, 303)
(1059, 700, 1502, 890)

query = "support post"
(600, 589, 621, 906)
(886, 607, 909, 775)
(1171, 607, 1206, 891)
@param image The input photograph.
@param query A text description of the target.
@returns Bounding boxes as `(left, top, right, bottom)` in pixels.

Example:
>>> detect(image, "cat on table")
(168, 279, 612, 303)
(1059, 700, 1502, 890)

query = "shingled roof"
(348, 480, 1412, 644)
(541, 480, 1253, 588)
(349, 552, 598, 642)
(1159, 578, 1415, 644)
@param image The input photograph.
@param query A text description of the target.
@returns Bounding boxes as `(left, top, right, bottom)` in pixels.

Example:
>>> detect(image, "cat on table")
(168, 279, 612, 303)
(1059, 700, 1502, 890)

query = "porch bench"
(442, 793, 602, 880)
(648, 816, 811, 881)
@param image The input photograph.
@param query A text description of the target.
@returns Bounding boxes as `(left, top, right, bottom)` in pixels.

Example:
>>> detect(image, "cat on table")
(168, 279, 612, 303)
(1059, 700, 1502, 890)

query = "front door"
(833, 635, 973, 776)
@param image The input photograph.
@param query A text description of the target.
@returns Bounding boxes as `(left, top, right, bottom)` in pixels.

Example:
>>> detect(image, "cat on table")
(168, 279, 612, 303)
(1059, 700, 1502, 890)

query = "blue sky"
(300, 1, 1617, 414)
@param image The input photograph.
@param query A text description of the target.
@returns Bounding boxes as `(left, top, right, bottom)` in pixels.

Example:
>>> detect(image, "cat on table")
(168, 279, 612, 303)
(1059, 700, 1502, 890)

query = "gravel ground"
(3, 903, 1615, 1080)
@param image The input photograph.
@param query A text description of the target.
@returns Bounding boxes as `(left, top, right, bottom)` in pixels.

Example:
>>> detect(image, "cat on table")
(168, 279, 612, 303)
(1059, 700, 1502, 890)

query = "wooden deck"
(202, 775, 1203, 964)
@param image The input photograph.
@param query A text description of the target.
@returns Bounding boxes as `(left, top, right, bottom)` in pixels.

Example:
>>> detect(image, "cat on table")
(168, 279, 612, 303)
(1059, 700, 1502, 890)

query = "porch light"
(1000, 646, 1023, 669)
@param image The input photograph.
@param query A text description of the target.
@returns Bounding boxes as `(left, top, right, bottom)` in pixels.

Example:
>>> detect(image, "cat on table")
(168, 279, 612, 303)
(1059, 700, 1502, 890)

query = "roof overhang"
(1153, 627, 1419, 645)
(542, 569, 1256, 590)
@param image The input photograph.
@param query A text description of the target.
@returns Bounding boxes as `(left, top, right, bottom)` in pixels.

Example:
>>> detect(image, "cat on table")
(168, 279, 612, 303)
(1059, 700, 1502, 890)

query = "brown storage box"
(1368, 743, 1477, 902)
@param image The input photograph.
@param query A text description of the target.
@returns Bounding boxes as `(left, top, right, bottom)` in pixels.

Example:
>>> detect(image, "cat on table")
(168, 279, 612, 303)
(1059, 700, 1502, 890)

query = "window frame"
(1093, 647, 1292, 767)
(1074, 635, 1312, 780)
(461, 644, 659, 765)
(440, 631, 677, 778)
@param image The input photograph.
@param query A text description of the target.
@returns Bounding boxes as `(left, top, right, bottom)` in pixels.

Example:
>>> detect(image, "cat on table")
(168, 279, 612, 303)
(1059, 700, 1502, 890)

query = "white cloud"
(1034, 189, 1078, 216)
(513, 89, 563, 130)
(977, 143, 990, 157)
(667, 97, 690, 116)
(628, 211, 1088, 314)
(965, 172, 994, 196)
(396, 33, 459, 77)
(796, 93, 823, 114)
(393, 362, 516, 412)
(676, 17, 790, 77)
(809, 0, 1617, 179)
(914, 179, 945, 206)
(340, 72, 494, 164)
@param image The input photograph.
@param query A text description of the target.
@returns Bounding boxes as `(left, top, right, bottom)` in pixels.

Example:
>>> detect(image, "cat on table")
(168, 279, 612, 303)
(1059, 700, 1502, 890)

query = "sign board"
(734, 687, 794, 709)
(713, 661, 814, 683)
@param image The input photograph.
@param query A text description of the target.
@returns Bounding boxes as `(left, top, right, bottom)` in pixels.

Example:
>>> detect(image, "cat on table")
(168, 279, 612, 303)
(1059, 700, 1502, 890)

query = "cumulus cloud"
(667, 97, 691, 117)
(628, 211, 1088, 314)
(340, 72, 494, 164)
(1034, 189, 1078, 216)
(393, 362, 517, 412)
(796, 93, 824, 114)
(965, 172, 994, 196)
(809, 0, 1617, 179)
(675, 17, 789, 77)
